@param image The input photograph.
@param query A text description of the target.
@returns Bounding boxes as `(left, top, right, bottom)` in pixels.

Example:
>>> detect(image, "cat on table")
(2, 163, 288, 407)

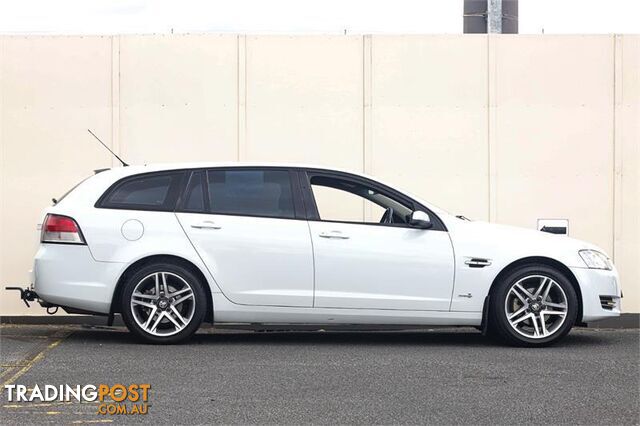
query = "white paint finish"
(43, 193, 224, 299)
(121, 219, 144, 241)
(23, 163, 622, 328)
(177, 212, 314, 307)
(445, 218, 616, 313)
(118, 34, 238, 164)
(213, 294, 483, 326)
(33, 244, 124, 314)
(309, 221, 455, 311)
(75, 208, 192, 264)
(571, 266, 622, 321)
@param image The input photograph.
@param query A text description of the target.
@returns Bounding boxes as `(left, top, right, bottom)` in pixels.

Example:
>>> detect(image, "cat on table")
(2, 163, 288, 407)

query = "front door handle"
(191, 221, 222, 230)
(318, 231, 350, 239)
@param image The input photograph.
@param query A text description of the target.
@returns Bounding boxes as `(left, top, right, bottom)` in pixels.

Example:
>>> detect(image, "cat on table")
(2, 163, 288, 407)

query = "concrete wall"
(1, 34, 638, 316)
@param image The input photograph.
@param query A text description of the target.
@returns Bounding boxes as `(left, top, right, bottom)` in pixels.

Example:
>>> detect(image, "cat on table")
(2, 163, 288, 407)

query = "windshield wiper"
(456, 215, 471, 221)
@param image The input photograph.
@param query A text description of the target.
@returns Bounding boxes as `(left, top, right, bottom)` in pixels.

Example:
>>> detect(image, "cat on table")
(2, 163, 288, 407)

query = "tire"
(488, 264, 578, 347)
(120, 262, 207, 344)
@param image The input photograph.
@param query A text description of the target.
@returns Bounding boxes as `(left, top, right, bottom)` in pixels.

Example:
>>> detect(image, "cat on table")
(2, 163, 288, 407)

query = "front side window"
(207, 169, 295, 219)
(310, 175, 413, 225)
(99, 172, 184, 211)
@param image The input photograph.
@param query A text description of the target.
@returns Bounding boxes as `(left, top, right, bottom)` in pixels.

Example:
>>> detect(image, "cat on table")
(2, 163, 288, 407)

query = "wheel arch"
(485, 256, 584, 324)
(110, 254, 214, 323)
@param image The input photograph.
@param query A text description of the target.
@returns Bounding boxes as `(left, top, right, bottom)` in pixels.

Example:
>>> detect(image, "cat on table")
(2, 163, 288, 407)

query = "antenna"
(87, 129, 128, 167)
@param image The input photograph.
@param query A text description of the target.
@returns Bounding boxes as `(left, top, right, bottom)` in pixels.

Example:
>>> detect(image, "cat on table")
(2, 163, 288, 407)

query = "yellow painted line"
(1, 335, 52, 339)
(0, 367, 17, 379)
(46, 411, 61, 415)
(1, 336, 67, 387)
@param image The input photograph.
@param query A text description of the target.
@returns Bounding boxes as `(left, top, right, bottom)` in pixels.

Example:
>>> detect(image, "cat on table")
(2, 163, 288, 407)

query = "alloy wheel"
(130, 272, 196, 337)
(504, 274, 568, 339)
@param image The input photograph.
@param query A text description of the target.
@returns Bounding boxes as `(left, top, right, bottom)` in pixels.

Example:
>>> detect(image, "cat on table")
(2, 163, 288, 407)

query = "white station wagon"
(8, 163, 621, 345)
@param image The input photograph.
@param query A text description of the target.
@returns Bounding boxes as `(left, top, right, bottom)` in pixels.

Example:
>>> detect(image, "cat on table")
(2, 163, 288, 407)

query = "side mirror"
(409, 211, 432, 229)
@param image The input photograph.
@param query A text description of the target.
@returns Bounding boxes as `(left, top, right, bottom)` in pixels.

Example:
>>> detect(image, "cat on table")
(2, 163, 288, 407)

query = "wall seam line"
(487, 34, 496, 223)
(237, 35, 247, 162)
(612, 34, 624, 263)
(612, 34, 617, 261)
(362, 35, 373, 221)
(237, 35, 240, 161)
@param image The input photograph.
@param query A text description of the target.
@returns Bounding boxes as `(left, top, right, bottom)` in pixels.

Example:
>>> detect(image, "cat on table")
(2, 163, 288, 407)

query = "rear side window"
(98, 172, 185, 211)
(206, 169, 295, 219)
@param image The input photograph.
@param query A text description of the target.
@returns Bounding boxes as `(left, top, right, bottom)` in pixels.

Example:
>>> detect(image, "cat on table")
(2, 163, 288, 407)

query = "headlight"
(579, 250, 612, 270)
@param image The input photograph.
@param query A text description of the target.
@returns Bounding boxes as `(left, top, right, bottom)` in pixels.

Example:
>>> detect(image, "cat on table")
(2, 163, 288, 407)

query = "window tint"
(207, 169, 295, 219)
(310, 175, 412, 225)
(100, 172, 183, 210)
(182, 171, 205, 212)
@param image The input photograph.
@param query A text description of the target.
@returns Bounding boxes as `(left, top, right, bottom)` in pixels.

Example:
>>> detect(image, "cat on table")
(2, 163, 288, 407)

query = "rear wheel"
(489, 264, 578, 347)
(120, 262, 206, 344)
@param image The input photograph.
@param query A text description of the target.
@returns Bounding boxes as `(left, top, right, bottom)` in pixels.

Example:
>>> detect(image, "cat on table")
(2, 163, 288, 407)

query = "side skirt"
(212, 295, 482, 327)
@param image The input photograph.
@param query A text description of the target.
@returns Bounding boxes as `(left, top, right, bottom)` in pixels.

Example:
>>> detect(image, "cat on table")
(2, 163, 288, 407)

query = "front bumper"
(571, 266, 622, 322)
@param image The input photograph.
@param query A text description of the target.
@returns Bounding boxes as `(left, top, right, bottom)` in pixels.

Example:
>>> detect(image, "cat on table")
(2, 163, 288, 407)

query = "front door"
(304, 172, 455, 311)
(176, 168, 314, 307)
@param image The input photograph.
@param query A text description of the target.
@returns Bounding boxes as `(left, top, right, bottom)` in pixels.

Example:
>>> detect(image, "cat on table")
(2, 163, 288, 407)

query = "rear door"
(176, 168, 314, 307)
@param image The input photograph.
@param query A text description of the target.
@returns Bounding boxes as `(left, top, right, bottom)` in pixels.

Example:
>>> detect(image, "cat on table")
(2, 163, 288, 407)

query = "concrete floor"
(0, 325, 638, 425)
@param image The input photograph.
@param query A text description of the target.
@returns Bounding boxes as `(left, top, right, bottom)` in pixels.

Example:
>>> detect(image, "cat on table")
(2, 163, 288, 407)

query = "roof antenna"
(87, 129, 128, 167)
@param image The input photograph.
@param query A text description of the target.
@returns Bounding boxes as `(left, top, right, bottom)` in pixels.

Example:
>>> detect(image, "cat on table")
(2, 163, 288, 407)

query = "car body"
(17, 163, 622, 345)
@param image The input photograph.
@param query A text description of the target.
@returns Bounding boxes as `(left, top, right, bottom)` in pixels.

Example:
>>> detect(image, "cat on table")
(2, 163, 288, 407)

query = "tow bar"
(5, 286, 59, 314)
(5, 286, 39, 307)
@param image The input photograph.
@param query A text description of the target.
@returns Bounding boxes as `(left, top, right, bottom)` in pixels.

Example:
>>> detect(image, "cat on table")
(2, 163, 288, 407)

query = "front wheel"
(489, 265, 578, 347)
(120, 262, 207, 344)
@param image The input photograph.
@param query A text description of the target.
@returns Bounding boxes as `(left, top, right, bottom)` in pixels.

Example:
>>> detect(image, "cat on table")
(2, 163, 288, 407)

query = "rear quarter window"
(97, 171, 185, 211)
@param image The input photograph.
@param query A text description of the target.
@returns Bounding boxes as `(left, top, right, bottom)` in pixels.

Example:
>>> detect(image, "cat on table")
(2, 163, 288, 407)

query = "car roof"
(103, 162, 370, 179)
(86, 162, 452, 219)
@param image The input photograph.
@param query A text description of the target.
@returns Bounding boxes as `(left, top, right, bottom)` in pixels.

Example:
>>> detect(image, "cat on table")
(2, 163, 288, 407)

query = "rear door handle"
(191, 221, 222, 230)
(318, 231, 350, 239)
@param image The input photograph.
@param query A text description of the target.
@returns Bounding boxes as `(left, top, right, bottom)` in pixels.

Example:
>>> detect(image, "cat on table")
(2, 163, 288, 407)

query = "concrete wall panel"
(615, 35, 640, 313)
(0, 34, 638, 316)
(493, 35, 615, 254)
(243, 36, 364, 170)
(370, 35, 489, 220)
(1, 36, 113, 316)
(119, 35, 238, 163)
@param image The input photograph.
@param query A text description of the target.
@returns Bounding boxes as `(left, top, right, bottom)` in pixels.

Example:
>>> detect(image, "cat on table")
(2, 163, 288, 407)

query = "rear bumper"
(571, 266, 622, 322)
(33, 244, 125, 314)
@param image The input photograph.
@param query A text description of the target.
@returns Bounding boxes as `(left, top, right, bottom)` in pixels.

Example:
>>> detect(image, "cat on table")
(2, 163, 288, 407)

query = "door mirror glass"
(409, 211, 432, 229)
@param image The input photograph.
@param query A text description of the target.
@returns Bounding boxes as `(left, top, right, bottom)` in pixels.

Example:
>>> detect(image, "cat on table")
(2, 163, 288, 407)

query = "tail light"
(41, 214, 86, 244)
